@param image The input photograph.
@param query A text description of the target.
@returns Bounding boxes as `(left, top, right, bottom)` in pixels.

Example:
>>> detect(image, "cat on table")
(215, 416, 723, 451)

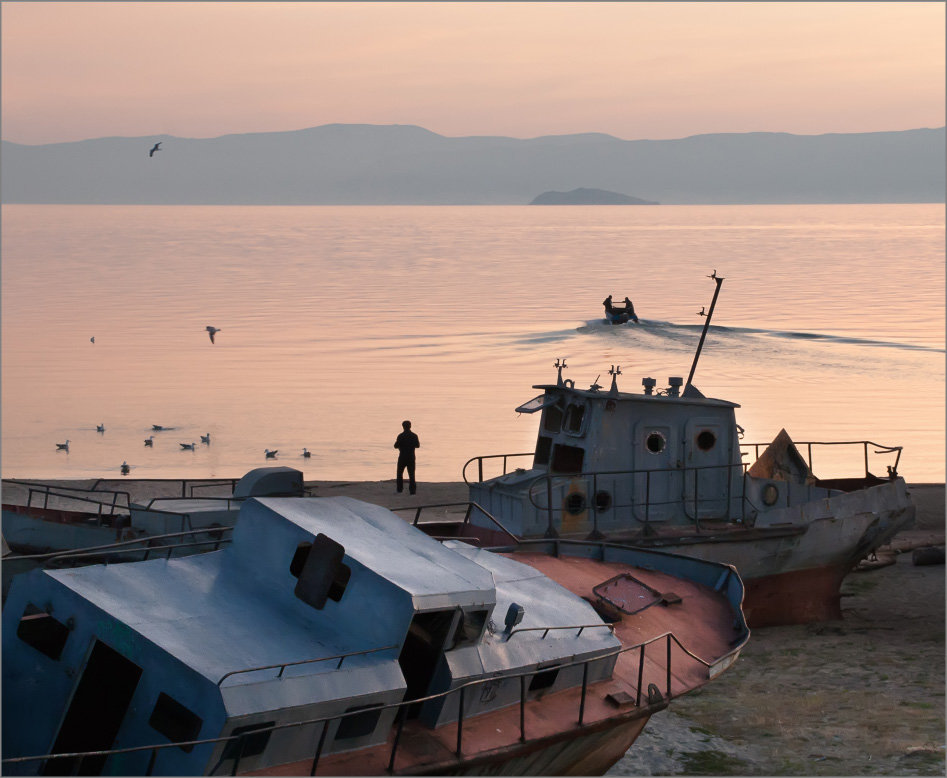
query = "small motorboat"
(603, 295, 639, 324)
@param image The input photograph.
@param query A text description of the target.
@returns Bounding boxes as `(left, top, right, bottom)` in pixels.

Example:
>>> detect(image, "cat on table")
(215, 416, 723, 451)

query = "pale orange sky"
(1, 2, 944, 145)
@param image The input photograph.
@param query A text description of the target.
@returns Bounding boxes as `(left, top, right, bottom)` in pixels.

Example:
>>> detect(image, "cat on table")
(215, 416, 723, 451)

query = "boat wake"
(575, 319, 943, 354)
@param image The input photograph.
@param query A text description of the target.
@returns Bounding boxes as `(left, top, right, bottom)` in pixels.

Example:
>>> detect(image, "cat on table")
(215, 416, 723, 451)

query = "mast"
(685, 270, 724, 391)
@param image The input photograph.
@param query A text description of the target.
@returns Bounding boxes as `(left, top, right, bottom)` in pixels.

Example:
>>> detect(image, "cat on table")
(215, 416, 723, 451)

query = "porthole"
(696, 430, 717, 451)
(762, 483, 779, 506)
(645, 432, 666, 454)
(565, 493, 587, 515)
(594, 491, 612, 512)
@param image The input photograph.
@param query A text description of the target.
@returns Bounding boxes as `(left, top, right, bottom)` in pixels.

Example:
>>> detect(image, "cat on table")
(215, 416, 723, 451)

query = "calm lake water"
(2, 204, 944, 483)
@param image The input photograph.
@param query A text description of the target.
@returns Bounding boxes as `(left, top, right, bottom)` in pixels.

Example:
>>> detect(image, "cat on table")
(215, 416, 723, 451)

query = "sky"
(1, 2, 944, 145)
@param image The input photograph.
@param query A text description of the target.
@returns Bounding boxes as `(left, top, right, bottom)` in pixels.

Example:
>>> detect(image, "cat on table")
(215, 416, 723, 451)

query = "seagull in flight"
(149, 142, 162, 157)
(206, 326, 221, 344)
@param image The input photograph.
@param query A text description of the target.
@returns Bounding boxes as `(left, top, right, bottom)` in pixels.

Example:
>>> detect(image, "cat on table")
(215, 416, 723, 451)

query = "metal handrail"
(391, 501, 521, 545)
(507, 623, 615, 640)
(13, 527, 234, 566)
(3, 480, 132, 520)
(217, 644, 400, 686)
(3, 628, 719, 775)
(462, 453, 533, 485)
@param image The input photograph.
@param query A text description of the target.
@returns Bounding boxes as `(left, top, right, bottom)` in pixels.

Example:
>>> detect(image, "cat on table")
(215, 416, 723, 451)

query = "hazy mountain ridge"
(2, 124, 943, 204)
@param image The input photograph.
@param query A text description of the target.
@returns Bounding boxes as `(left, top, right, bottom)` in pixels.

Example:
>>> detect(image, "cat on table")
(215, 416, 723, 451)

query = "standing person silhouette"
(394, 420, 420, 494)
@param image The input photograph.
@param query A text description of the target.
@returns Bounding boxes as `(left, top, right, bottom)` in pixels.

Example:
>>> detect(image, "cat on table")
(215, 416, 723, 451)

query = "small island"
(529, 187, 658, 205)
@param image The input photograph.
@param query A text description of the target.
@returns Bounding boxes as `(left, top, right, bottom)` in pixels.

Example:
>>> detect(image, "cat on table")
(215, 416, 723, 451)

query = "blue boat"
(3, 494, 747, 775)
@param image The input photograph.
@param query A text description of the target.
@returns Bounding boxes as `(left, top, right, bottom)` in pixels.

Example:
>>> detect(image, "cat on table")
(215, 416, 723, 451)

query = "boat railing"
(1, 629, 712, 776)
(3, 480, 132, 522)
(13, 528, 234, 567)
(462, 453, 534, 484)
(740, 439, 903, 480)
(526, 462, 755, 537)
(216, 644, 400, 686)
(507, 623, 615, 640)
(391, 501, 521, 545)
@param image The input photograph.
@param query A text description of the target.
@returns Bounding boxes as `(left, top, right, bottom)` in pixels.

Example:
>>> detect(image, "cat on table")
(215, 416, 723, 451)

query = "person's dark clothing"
(394, 430, 420, 494)
(603, 295, 613, 313)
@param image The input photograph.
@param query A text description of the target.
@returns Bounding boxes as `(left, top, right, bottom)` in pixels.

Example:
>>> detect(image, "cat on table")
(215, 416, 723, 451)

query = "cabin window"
(645, 431, 667, 454)
(148, 693, 203, 753)
(542, 404, 563, 433)
(529, 665, 560, 692)
(563, 403, 586, 435)
(594, 490, 613, 512)
(449, 609, 488, 649)
(222, 722, 274, 760)
(336, 705, 382, 740)
(550, 444, 584, 473)
(696, 429, 717, 451)
(534, 435, 552, 466)
(17, 603, 69, 661)
(565, 493, 587, 515)
(294, 534, 351, 610)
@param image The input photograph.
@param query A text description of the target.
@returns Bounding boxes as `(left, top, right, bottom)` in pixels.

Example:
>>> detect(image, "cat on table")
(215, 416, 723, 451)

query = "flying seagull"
(206, 326, 221, 344)
(149, 142, 162, 157)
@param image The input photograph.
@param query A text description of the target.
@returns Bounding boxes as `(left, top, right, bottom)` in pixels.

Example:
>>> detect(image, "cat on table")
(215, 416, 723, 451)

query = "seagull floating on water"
(96, 423, 105, 433)
(265, 449, 278, 459)
(152, 425, 166, 431)
(180, 442, 196, 451)
(144, 436, 154, 447)
(56, 440, 70, 451)
(149, 142, 162, 157)
(302, 447, 311, 458)
(90, 337, 95, 344)
(206, 326, 221, 344)
(121, 461, 130, 475)
(200, 433, 211, 445)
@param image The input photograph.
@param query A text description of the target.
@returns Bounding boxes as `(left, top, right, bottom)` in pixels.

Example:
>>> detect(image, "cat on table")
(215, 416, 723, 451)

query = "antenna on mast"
(685, 271, 724, 392)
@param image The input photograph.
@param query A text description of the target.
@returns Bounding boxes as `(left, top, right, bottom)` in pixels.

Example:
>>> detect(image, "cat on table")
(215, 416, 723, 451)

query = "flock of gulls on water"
(65, 292, 312, 472)
(55, 426, 313, 475)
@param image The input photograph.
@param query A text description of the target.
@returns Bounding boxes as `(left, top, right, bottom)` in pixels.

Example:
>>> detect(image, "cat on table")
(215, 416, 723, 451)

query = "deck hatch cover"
(592, 574, 682, 615)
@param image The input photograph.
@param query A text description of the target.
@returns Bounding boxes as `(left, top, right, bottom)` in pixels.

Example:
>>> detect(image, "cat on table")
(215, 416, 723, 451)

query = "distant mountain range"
(2, 124, 943, 205)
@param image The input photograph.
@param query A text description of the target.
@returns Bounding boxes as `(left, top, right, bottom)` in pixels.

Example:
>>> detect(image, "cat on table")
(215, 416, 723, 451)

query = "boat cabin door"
(44, 640, 142, 775)
(683, 418, 731, 520)
(633, 422, 675, 522)
(398, 609, 457, 717)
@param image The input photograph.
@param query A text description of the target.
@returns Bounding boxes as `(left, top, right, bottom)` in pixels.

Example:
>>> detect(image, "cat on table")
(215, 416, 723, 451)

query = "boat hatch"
(592, 574, 683, 616)
(515, 394, 558, 414)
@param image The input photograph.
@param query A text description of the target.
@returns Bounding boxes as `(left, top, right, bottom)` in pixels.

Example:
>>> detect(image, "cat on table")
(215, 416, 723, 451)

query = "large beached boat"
(2, 494, 747, 775)
(464, 275, 916, 627)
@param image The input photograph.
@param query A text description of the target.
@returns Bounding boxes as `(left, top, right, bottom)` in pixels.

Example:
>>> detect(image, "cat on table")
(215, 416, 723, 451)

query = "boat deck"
(253, 552, 743, 776)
